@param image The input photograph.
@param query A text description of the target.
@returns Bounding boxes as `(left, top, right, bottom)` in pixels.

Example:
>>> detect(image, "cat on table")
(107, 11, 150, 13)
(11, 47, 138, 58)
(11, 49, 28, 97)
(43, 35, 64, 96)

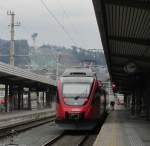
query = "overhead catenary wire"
(40, 0, 78, 47)
(56, 0, 88, 49)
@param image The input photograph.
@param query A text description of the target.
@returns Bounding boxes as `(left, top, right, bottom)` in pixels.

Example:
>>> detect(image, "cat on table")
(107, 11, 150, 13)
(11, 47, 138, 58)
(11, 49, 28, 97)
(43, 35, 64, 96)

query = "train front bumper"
(55, 119, 98, 130)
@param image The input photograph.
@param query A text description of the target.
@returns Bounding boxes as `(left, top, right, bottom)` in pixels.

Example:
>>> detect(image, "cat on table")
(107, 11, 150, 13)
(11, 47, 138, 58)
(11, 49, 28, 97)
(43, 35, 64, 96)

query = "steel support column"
(9, 84, 15, 111)
(131, 91, 136, 116)
(46, 89, 51, 108)
(42, 91, 45, 108)
(136, 89, 142, 116)
(18, 86, 23, 110)
(5, 84, 8, 112)
(28, 88, 31, 110)
(36, 91, 40, 109)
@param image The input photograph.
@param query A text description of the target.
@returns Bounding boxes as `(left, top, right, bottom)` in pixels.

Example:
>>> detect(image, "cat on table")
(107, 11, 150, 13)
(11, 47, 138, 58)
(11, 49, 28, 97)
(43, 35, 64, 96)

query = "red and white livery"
(55, 68, 107, 130)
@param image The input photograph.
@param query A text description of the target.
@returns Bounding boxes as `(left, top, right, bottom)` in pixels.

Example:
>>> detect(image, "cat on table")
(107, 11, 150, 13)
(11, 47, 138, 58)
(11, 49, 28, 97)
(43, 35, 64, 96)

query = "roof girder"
(109, 36, 150, 46)
(105, 0, 150, 10)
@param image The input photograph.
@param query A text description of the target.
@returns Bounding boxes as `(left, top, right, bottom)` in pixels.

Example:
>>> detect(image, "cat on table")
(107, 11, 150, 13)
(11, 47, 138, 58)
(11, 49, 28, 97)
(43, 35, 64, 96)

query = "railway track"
(0, 114, 55, 138)
(42, 131, 90, 146)
(77, 134, 89, 146)
(41, 113, 107, 146)
(42, 132, 65, 146)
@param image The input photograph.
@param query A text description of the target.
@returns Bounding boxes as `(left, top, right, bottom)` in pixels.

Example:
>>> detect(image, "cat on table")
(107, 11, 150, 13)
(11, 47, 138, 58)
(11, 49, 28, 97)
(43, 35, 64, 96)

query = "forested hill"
(0, 39, 106, 70)
(34, 44, 106, 68)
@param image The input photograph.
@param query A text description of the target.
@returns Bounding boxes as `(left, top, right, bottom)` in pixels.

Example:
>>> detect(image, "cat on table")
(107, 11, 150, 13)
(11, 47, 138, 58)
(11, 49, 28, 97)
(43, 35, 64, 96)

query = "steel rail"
(42, 132, 90, 146)
(41, 132, 65, 146)
(0, 115, 55, 138)
(77, 134, 90, 146)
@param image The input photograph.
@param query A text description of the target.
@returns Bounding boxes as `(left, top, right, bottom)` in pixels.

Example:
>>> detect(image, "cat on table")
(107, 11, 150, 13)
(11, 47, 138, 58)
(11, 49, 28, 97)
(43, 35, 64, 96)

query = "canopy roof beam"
(105, 0, 150, 10)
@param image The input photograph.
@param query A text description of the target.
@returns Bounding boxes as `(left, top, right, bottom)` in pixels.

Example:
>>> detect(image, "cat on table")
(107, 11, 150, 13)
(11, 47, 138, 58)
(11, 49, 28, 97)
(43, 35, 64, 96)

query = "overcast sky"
(0, 0, 103, 50)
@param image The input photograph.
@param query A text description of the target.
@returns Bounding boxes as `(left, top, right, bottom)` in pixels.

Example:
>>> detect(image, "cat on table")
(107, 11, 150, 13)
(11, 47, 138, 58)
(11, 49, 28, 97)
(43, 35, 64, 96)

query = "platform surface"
(0, 108, 55, 129)
(93, 108, 150, 146)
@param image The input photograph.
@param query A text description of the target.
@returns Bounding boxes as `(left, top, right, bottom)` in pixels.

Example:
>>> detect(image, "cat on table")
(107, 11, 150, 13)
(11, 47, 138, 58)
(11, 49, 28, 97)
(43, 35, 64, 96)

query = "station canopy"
(0, 62, 56, 90)
(93, 0, 150, 93)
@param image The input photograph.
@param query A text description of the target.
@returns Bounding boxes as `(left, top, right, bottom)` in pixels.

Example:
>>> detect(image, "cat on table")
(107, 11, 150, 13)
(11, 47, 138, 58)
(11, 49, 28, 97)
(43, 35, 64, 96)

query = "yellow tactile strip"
(93, 111, 132, 146)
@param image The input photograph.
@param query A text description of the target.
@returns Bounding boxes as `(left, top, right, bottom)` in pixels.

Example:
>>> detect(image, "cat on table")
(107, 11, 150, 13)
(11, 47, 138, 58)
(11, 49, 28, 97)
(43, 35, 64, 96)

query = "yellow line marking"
(110, 122, 117, 146)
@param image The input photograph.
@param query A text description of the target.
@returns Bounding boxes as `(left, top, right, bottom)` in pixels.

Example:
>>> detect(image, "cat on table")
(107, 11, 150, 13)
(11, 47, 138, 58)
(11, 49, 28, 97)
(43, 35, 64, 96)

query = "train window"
(62, 83, 91, 98)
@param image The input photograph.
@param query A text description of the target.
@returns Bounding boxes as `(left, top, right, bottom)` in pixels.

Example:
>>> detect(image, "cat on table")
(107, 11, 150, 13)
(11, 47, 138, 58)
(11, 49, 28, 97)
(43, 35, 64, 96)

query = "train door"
(92, 87, 101, 119)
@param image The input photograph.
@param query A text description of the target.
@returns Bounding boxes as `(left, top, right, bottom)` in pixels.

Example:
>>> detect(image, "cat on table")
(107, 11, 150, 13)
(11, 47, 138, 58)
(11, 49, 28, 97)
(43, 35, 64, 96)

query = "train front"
(55, 69, 98, 130)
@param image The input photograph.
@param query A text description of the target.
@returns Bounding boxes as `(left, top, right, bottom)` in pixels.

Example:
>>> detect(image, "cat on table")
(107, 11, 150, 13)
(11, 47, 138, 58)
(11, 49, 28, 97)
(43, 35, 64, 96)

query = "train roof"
(62, 68, 95, 77)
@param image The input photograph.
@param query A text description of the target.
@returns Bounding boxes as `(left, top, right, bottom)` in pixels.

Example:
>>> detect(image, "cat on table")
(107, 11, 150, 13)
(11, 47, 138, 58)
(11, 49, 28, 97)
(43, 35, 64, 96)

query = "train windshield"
(63, 83, 91, 98)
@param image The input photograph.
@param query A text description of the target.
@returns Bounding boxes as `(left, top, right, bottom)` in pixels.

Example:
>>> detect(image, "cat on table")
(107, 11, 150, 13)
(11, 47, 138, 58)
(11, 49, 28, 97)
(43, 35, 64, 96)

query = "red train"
(55, 68, 107, 130)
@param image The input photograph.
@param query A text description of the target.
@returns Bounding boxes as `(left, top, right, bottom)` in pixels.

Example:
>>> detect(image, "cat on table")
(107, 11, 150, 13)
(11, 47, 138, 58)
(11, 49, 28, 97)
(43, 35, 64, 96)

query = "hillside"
(0, 39, 30, 66)
(0, 39, 107, 79)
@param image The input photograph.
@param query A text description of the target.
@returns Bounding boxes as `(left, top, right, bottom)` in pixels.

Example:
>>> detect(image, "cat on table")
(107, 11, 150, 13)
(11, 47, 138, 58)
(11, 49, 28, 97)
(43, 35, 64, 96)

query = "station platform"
(93, 107, 150, 146)
(0, 108, 55, 130)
